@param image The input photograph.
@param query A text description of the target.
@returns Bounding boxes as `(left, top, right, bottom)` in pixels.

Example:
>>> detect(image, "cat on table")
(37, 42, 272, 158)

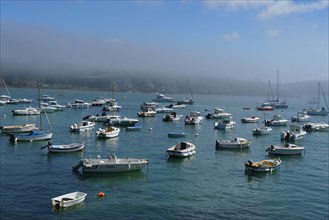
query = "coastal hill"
(1, 71, 328, 97)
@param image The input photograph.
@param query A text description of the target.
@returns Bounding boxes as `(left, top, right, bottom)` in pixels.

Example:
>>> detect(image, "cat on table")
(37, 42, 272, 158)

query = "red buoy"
(97, 192, 106, 197)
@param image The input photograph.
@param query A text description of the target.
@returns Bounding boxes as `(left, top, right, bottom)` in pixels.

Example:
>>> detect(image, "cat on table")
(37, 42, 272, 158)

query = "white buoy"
(195, 133, 199, 137)
(149, 128, 153, 131)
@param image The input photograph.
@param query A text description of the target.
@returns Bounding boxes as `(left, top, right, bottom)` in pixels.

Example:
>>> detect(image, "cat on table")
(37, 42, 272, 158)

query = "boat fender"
(98, 192, 106, 197)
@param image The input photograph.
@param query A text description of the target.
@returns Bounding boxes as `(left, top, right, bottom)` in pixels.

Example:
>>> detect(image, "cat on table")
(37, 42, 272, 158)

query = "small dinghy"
(51, 191, 87, 208)
(42, 142, 84, 153)
(245, 158, 281, 172)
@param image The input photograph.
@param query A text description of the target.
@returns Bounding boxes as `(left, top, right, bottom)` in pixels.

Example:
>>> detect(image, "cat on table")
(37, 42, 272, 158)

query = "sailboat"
(260, 70, 288, 109)
(177, 79, 194, 105)
(274, 70, 288, 109)
(306, 82, 329, 116)
(8, 82, 53, 142)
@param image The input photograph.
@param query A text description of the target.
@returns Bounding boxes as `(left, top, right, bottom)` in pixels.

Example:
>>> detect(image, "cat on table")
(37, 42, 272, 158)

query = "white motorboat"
(216, 137, 251, 149)
(17, 98, 32, 104)
(241, 116, 260, 123)
(102, 101, 122, 111)
(0, 124, 37, 133)
(281, 124, 307, 141)
(152, 92, 175, 102)
(96, 126, 120, 138)
(155, 107, 174, 113)
(166, 141, 196, 157)
(48, 101, 66, 111)
(162, 112, 181, 122)
(265, 114, 289, 126)
(184, 111, 203, 125)
(67, 99, 91, 108)
(12, 107, 40, 115)
(70, 121, 95, 132)
(41, 105, 57, 113)
(42, 142, 85, 153)
(39, 94, 55, 102)
(266, 144, 304, 155)
(72, 153, 149, 173)
(214, 116, 235, 130)
(252, 127, 272, 136)
(205, 108, 231, 119)
(245, 158, 281, 172)
(85, 113, 114, 122)
(104, 116, 139, 127)
(291, 111, 311, 122)
(51, 191, 87, 208)
(303, 122, 329, 132)
(137, 108, 156, 117)
(166, 103, 186, 109)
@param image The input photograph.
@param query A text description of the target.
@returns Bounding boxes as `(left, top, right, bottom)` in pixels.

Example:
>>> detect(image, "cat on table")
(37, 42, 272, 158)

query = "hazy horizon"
(1, 1, 328, 83)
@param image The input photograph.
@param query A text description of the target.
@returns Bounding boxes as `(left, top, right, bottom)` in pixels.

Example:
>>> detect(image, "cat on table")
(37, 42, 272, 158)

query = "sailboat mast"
(38, 81, 43, 130)
(317, 82, 320, 109)
(277, 70, 280, 102)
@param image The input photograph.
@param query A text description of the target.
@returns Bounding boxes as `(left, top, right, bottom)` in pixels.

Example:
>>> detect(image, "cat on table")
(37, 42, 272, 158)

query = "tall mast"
(277, 70, 280, 102)
(38, 81, 43, 130)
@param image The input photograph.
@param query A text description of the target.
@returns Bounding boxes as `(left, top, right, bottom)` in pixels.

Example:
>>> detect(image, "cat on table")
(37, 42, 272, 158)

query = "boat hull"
(48, 143, 84, 153)
(51, 192, 87, 208)
(0, 124, 36, 133)
(9, 130, 52, 142)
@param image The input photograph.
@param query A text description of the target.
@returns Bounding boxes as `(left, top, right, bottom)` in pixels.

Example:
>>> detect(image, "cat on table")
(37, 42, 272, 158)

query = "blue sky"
(1, 0, 328, 82)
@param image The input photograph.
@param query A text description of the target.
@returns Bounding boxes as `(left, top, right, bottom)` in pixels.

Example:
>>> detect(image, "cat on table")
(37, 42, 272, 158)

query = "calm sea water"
(0, 88, 328, 220)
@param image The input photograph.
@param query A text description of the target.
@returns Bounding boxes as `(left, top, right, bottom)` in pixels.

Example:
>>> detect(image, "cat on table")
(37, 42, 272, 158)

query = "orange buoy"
(97, 192, 106, 197)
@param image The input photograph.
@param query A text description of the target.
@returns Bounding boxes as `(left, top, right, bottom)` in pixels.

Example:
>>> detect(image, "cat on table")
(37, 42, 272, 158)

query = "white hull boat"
(8, 130, 52, 142)
(12, 107, 40, 115)
(167, 142, 196, 157)
(185, 111, 203, 125)
(245, 158, 281, 172)
(291, 111, 311, 122)
(0, 124, 37, 133)
(51, 191, 87, 208)
(152, 93, 175, 102)
(216, 137, 251, 149)
(252, 127, 272, 136)
(43, 142, 85, 153)
(281, 124, 307, 141)
(214, 116, 235, 130)
(241, 116, 260, 123)
(96, 127, 120, 138)
(266, 144, 304, 155)
(73, 153, 148, 173)
(303, 122, 329, 132)
(265, 115, 289, 126)
(70, 121, 95, 132)
(104, 116, 139, 127)
(205, 108, 231, 119)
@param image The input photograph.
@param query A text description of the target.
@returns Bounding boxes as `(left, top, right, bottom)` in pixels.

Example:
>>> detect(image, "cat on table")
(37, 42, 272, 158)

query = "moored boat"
(42, 142, 85, 153)
(303, 122, 329, 132)
(266, 144, 304, 155)
(281, 124, 307, 141)
(51, 191, 87, 208)
(245, 158, 281, 172)
(96, 126, 120, 138)
(0, 124, 37, 133)
(241, 116, 260, 123)
(12, 107, 40, 115)
(252, 126, 272, 136)
(152, 92, 175, 102)
(70, 121, 95, 132)
(215, 137, 251, 149)
(166, 141, 196, 157)
(72, 153, 148, 173)
(214, 116, 235, 130)
(265, 114, 289, 126)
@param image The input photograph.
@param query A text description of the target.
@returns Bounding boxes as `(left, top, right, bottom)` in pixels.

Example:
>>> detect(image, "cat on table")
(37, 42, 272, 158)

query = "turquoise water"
(0, 88, 328, 220)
